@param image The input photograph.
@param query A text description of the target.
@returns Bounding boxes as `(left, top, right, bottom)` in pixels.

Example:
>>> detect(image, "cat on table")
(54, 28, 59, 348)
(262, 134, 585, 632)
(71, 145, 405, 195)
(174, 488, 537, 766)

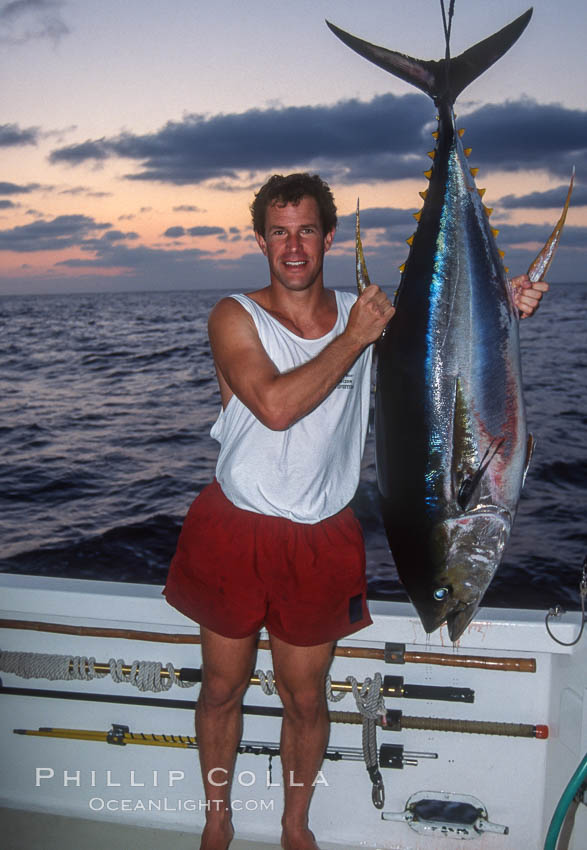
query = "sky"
(1, 0, 586, 295)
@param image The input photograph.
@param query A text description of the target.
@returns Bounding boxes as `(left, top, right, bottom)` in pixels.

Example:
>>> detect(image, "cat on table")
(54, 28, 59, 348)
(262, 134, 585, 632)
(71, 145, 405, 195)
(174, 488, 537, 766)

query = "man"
(164, 173, 547, 850)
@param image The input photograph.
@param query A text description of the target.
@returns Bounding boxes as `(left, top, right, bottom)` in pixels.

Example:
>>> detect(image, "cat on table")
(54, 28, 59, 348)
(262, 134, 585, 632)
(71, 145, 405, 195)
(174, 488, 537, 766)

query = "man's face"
(255, 196, 335, 293)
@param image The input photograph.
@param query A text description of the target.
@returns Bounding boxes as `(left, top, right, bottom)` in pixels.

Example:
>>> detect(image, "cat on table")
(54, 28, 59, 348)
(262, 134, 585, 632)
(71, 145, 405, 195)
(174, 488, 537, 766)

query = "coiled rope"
(0, 651, 192, 692)
(256, 668, 386, 808)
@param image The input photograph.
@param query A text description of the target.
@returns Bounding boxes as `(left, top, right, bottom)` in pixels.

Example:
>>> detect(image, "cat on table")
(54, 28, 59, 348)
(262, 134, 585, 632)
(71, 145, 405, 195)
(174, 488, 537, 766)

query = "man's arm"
(511, 273, 549, 319)
(208, 286, 394, 431)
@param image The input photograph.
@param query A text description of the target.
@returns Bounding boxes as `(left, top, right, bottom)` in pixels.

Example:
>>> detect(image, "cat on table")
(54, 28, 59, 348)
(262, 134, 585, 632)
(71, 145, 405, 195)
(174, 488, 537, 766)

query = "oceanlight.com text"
(88, 797, 275, 813)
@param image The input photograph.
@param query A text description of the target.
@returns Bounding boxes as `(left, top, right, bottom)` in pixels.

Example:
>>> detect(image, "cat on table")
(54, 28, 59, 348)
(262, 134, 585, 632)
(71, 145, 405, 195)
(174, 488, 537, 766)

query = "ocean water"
(1, 285, 586, 611)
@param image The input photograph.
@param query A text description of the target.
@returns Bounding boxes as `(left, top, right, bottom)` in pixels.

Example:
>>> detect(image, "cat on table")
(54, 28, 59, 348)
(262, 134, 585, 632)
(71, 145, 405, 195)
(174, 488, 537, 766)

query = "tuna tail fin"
(326, 9, 533, 105)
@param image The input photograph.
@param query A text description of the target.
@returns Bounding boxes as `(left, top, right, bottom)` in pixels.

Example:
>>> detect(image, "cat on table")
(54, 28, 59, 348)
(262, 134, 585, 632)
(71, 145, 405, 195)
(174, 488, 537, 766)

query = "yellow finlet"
(398, 263, 406, 273)
(491, 228, 500, 238)
(478, 188, 486, 198)
(484, 206, 494, 217)
(423, 168, 433, 180)
(413, 211, 422, 222)
(431, 131, 439, 140)
(427, 150, 436, 160)
(470, 167, 479, 177)
(458, 128, 465, 137)
(419, 190, 428, 200)
(498, 249, 506, 258)
(504, 266, 510, 273)
(464, 147, 472, 157)
(406, 235, 415, 246)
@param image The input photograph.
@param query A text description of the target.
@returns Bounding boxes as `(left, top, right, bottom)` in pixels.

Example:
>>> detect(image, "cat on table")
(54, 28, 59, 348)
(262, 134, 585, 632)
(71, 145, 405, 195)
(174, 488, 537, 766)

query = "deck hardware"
(384, 642, 405, 663)
(545, 555, 586, 647)
(382, 675, 475, 703)
(106, 724, 129, 746)
(380, 744, 419, 769)
(382, 791, 509, 837)
(368, 765, 385, 808)
(0, 619, 537, 672)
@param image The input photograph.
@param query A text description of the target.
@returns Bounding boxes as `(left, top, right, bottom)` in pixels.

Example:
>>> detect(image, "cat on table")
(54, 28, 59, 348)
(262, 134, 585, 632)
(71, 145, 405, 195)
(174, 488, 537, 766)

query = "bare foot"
(281, 825, 321, 850)
(199, 817, 234, 850)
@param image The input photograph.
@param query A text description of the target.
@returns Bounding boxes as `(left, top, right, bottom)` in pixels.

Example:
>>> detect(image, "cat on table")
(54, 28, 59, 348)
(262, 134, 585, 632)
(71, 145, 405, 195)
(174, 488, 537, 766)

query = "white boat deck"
(1, 574, 586, 849)
(0, 807, 286, 850)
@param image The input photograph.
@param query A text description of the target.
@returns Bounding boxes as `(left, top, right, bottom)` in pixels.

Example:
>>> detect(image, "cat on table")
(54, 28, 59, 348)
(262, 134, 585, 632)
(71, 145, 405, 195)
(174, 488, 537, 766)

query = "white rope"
(0, 650, 191, 691)
(253, 667, 386, 808)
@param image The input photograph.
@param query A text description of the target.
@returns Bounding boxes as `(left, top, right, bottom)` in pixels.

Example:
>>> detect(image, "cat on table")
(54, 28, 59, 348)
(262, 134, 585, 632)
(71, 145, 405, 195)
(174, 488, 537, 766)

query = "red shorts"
(163, 480, 372, 646)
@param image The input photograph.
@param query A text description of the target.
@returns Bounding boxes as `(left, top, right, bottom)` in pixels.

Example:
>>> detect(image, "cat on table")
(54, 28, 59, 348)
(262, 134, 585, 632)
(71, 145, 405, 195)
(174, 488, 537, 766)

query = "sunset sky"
(1, 0, 586, 295)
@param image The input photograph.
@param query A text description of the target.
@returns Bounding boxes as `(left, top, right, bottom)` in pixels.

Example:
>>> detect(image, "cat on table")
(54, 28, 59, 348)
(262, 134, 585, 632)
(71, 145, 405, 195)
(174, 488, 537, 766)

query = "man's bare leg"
(270, 634, 334, 850)
(197, 626, 258, 850)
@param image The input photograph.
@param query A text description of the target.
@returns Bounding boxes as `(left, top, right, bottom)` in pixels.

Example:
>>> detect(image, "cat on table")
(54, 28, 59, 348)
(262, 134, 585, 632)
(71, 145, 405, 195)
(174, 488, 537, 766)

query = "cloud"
(462, 99, 587, 179)
(495, 223, 587, 249)
(498, 182, 586, 209)
(0, 122, 39, 147)
(49, 94, 431, 185)
(55, 242, 210, 274)
(0, 214, 111, 252)
(173, 204, 203, 213)
(0, 0, 69, 45)
(163, 224, 227, 239)
(48, 94, 587, 188)
(0, 181, 41, 194)
(0, 199, 17, 209)
(59, 185, 113, 198)
(336, 206, 418, 243)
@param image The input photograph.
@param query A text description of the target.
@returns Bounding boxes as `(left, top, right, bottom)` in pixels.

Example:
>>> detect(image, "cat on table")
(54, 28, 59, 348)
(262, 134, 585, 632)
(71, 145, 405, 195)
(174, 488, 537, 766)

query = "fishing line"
(440, 0, 456, 103)
(440, 0, 456, 61)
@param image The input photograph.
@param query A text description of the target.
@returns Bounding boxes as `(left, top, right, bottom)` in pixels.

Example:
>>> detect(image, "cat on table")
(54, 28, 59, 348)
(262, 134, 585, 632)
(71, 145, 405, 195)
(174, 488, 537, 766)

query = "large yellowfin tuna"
(328, 6, 573, 640)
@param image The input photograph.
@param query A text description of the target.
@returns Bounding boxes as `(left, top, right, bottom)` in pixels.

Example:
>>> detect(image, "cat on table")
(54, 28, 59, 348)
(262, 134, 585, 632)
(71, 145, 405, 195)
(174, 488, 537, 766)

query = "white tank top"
(210, 290, 372, 523)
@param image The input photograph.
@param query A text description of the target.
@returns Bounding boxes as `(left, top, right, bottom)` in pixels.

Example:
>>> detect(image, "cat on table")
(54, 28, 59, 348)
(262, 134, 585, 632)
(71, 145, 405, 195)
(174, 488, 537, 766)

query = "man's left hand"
(511, 274, 549, 319)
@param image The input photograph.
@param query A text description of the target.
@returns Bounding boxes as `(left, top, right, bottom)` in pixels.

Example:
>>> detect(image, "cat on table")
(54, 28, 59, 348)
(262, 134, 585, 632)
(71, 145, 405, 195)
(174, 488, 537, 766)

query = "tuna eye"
(433, 587, 450, 601)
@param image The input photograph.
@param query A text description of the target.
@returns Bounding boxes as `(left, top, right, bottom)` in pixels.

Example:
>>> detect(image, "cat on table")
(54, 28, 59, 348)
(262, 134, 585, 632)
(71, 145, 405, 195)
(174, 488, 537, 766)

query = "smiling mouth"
(284, 260, 307, 267)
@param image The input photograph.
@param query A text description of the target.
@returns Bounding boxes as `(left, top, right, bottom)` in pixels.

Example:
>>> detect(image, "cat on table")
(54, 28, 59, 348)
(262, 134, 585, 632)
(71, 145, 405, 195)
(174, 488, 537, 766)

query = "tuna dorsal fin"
(326, 9, 533, 105)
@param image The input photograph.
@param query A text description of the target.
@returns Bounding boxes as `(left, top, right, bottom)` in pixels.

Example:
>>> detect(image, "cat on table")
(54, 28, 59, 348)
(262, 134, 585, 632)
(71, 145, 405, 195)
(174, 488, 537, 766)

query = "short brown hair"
(251, 173, 337, 236)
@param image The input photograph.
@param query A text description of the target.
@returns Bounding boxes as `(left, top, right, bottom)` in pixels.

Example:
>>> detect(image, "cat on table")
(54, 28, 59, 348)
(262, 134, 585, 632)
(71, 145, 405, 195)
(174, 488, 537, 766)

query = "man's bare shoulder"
(208, 296, 262, 353)
(209, 295, 248, 327)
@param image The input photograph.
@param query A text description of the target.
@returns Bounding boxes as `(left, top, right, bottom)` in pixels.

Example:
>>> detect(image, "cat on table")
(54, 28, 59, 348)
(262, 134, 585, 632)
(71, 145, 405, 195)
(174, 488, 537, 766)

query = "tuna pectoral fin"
(527, 170, 575, 283)
(457, 437, 505, 511)
(326, 10, 532, 104)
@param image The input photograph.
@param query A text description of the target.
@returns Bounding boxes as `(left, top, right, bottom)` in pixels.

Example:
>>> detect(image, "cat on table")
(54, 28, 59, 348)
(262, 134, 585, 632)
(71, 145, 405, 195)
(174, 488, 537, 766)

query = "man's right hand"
(345, 285, 395, 346)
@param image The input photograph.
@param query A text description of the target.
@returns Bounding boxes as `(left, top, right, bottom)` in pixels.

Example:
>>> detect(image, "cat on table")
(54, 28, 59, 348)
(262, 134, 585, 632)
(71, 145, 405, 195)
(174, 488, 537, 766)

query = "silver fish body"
(327, 11, 546, 639)
(375, 101, 530, 640)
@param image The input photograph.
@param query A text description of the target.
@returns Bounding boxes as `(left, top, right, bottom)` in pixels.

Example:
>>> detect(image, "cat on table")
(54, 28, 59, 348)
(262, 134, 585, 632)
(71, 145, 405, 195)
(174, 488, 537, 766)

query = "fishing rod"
(2, 683, 548, 739)
(0, 618, 537, 673)
(14, 723, 436, 771)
